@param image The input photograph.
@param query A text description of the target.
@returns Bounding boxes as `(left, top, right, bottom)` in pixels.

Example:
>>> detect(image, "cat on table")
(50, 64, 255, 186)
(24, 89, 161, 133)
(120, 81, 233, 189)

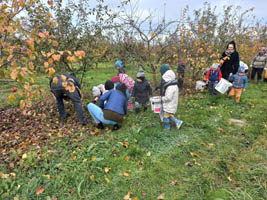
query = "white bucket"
(215, 78, 233, 94)
(150, 96, 162, 113)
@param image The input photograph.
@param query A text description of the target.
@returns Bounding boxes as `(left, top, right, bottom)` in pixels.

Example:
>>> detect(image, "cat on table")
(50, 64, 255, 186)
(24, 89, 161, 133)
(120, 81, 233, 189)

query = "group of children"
(205, 62, 248, 104)
(91, 60, 183, 131)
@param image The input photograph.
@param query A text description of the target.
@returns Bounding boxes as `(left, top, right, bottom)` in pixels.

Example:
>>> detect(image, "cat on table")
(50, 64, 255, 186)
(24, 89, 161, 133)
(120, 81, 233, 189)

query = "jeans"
(208, 81, 218, 95)
(87, 103, 117, 125)
(51, 78, 87, 124)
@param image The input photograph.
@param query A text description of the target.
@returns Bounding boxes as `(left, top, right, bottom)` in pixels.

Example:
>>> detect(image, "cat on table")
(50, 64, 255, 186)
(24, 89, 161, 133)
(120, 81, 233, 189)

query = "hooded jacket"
(161, 70, 179, 114)
(132, 79, 152, 104)
(220, 41, 240, 76)
(228, 73, 248, 89)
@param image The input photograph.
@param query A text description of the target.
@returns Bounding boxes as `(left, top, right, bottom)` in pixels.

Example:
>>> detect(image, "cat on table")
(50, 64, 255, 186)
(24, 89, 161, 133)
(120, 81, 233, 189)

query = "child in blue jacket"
(228, 66, 248, 104)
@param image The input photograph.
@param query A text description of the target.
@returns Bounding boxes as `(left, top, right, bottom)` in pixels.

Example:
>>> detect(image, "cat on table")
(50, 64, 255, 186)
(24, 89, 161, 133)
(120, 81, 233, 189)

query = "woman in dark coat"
(220, 41, 240, 79)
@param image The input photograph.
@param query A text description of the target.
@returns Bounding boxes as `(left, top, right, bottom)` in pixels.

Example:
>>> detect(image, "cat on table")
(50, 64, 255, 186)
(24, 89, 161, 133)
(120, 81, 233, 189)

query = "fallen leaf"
(184, 162, 193, 167)
(105, 177, 110, 183)
(227, 176, 232, 182)
(157, 193, 165, 200)
(104, 167, 110, 173)
(22, 153, 27, 159)
(123, 192, 132, 200)
(123, 172, 130, 177)
(35, 186, 44, 195)
(70, 189, 75, 194)
(190, 152, 198, 157)
(90, 175, 94, 181)
(170, 180, 179, 185)
(42, 174, 50, 179)
(91, 156, 96, 161)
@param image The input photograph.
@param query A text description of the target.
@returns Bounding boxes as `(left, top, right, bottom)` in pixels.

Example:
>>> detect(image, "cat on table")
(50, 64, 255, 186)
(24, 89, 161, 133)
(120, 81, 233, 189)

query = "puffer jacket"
(228, 73, 248, 89)
(99, 90, 127, 115)
(251, 54, 267, 69)
(161, 70, 179, 114)
(132, 79, 152, 104)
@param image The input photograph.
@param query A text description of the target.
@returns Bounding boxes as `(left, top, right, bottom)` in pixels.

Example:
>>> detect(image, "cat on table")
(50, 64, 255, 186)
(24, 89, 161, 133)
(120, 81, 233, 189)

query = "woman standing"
(220, 41, 240, 79)
(250, 47, 267, 84)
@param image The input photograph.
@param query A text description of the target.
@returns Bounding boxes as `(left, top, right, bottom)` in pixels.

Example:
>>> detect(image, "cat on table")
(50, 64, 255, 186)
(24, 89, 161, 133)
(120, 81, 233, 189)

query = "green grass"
(0, 69, 266, 199)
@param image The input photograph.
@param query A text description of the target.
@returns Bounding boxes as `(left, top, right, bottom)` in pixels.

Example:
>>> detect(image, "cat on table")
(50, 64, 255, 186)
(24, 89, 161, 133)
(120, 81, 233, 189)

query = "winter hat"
(105, 80, 114, 90)
(227, 40, 236, 50)
(160, 65, 170, 75)
(92, 86, 101, 97)
(115, 60, 123, 69)
(212, 63, 219, 69)
(136, 68, 145, 78)
(238, 66, 245, 73)
(111, 76, 120, 83)
(260, 47, 266, 53)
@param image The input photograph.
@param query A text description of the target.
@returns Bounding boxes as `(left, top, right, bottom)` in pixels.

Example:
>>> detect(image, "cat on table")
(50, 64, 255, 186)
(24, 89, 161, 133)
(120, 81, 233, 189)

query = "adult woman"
(220, 41, 240, 79)
(250, 47, 267, 84)
(87, 83, 128, 131)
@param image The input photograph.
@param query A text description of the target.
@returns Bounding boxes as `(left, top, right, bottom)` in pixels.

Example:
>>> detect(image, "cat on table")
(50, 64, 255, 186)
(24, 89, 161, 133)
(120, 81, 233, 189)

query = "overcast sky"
(107, 0, 267, 22)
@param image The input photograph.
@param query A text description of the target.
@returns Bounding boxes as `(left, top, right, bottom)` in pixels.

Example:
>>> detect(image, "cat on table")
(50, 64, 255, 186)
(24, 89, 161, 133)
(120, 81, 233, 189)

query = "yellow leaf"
(48, 68, 55, 76)
(42, 174, 50, 179)
(52, 54, 61, 62)
(123, 172, 130, 177)
(35, 185, 45, 195)
(22, 153, 27, 159)
(190, 152, 198, 157)
(52, 40, 58, 47)
(8, 94, 16, 102)
(10, 69, 17, 80)
(53, 77, 58, 84)
(44, 62, 49, 68)
(48, 58, 53, 65)
(61, 75, 67, 81)
(157, 193, 165, 200)
(91, 156, 96, 161)
(104, 167, 110, 173)
(132, 197, 139, 200)
(123, 192, 132, 200)
(105, 177, 110, 183)
(20, 100, 25, 109)
(90, 175, 94, 181)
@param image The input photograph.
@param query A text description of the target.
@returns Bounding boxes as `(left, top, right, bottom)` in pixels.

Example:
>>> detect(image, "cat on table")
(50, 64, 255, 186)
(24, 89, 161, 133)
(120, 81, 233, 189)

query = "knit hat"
(212, 63, 219, 69)
(111, 76, 120, 83)
(260, 47, 266, 53)
(160, 65, 170, 75)
(92, 86, 101, 97)
(115, 60, 123, 68)
(136, 68, 145, 78)
(238, 66, 245, 73)
(104, 80, 114, 90)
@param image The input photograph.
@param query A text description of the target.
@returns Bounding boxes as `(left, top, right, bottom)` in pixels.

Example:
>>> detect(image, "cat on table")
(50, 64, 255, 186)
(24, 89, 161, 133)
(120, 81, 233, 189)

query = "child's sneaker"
(175, 120, 183, 129)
